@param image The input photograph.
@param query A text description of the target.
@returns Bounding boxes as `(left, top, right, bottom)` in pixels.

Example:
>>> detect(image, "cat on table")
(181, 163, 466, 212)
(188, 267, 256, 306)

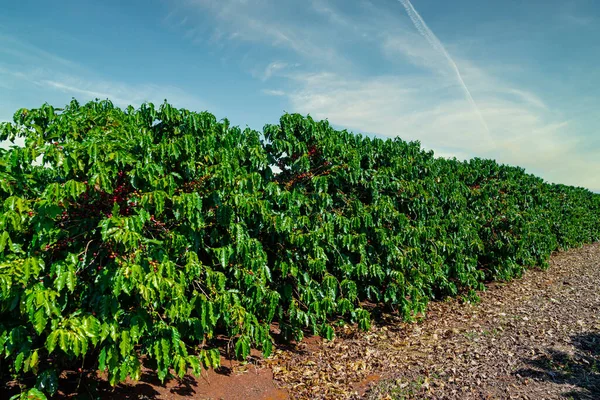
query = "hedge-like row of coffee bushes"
(1, 100, 599, 398)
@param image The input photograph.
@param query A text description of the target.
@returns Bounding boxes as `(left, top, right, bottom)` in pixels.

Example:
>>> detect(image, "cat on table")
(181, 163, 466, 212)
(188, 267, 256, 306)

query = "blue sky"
(1, 0, 599, 191)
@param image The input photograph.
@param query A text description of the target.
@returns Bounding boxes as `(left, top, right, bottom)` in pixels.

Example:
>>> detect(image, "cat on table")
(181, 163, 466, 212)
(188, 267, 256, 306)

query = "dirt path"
(268, 242, 600, 399)
(8, 243, 598, 399)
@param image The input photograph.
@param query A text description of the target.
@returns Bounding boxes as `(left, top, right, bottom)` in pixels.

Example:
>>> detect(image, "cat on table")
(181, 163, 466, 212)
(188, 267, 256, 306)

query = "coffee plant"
(1, 99, 599, 398)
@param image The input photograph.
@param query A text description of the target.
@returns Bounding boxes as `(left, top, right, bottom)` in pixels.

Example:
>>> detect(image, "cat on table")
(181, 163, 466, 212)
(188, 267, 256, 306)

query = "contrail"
(398, 0, 493, 143)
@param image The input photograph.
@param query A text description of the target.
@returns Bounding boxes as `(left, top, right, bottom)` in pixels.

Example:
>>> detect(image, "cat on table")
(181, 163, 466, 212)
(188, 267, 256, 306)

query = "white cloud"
(310, 0, 355, 30)
(0, 33, 208, 113)
(382, 33, 450, 74)
(39, 80, 131, 105)
(262, 62, 289, 81)
(0, 34, 79, 70)
(36, 77, 207, 111)
(504, 89, 548, 110)
(262, 89, 286, 96)
(172, 0, 355, 70)
(397, 0, 491, 144)
(562, 14, 594, 27)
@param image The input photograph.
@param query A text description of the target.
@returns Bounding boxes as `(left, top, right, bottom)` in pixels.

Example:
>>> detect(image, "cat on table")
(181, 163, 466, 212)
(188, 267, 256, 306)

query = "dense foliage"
(1, 99, 599, 398)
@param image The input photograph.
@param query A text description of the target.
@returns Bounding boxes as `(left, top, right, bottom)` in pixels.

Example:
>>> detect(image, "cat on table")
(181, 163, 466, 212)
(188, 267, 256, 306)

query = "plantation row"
(1, 100, 599, 398)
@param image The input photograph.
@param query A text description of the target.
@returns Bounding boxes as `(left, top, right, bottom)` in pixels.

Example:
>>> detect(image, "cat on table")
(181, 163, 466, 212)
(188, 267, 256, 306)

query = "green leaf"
(33, 309, 47, 334)
(98, 347, 107, 371)
(29, 350, 39, 372)
(46, 331, 58, 354)
(0, 231, 11, 252)
(234, 336, 250, 360)
(14, 352, 24, 372)
(120, 330, 130, 358)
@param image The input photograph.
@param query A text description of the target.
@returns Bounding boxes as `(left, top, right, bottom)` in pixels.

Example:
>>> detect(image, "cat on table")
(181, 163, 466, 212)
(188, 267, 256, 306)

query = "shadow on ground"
(1, 352, 287, 400)
(2, 369, 201, 399)
(515, 332, 600, 399)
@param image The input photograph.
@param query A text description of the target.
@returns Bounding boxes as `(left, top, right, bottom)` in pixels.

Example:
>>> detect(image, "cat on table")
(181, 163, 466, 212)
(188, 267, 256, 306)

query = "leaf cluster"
(1, 100, 598, 398)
